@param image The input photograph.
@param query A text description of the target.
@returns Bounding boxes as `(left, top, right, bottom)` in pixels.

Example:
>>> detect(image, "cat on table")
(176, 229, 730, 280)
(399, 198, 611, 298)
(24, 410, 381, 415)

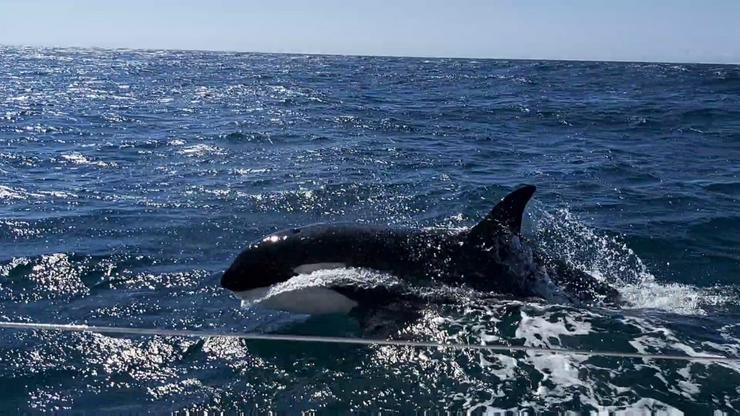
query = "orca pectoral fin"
(351, 302, 424, 338)
(468, 185, 536, 241)
(332, 285, 428, 338)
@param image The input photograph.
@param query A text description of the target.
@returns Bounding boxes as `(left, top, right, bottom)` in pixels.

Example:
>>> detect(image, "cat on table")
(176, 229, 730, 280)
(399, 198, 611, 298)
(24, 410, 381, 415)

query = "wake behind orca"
(221, 185, 621, 316)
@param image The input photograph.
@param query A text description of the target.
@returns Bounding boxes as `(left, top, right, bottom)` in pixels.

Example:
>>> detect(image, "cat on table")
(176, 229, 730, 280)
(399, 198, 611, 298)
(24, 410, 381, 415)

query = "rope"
(0, 321, 737, 364)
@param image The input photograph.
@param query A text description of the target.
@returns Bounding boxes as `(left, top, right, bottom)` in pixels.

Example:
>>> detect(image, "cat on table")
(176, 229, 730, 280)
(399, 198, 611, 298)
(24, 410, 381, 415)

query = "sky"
(1, 0, 739, 64)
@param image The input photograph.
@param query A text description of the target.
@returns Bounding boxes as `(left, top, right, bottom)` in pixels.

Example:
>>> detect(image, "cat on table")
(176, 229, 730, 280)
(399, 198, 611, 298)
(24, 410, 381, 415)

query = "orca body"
(221, 185, 621, 315)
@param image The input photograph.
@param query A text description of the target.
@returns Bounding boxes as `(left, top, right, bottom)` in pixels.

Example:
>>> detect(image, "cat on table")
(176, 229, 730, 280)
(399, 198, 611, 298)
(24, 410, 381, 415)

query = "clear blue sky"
(1, 0, 738, 63)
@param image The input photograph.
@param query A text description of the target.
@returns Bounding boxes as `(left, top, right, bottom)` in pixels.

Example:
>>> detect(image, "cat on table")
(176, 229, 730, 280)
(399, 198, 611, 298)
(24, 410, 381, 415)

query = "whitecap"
(60, 152, 116, 168)
(0, 185, 37, 200)
(177, 143, 226, 157)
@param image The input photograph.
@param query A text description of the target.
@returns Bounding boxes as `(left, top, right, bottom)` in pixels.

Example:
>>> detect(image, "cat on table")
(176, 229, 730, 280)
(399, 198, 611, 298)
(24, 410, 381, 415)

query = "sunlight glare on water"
(0, 46, 738, 413)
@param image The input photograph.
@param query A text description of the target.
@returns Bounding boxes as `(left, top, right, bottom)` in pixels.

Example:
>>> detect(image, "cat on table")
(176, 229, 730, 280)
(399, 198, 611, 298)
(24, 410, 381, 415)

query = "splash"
(533, 207, 732, 315)
(232, 206, 733, 316)
(533, 207, 653, 285)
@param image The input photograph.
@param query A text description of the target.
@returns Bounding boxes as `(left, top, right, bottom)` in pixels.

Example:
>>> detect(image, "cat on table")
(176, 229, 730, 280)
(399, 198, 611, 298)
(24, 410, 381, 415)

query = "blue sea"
(0, 46, 738, 414)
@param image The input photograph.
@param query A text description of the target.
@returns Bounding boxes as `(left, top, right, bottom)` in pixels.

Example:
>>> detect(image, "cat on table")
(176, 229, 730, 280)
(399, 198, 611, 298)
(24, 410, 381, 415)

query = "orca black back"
(221, 185, 621, 309)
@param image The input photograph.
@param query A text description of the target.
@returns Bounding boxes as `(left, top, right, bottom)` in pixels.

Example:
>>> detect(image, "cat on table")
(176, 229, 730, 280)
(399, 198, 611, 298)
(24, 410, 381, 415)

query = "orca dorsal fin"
(468, 185, 536, 240)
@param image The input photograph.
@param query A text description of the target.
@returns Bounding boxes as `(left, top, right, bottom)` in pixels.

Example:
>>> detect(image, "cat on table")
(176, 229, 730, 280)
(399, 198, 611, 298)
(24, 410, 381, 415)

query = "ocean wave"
(0, 185, 39, 200)
(177, 144, 226, 157)
(2, 46, 739, 413)
(59, 152, 117, 168)
(0, 253, 89, 302)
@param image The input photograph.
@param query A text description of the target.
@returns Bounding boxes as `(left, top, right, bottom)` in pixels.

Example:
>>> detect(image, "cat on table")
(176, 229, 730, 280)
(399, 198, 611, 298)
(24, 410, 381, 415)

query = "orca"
(221, 185, 621, 317)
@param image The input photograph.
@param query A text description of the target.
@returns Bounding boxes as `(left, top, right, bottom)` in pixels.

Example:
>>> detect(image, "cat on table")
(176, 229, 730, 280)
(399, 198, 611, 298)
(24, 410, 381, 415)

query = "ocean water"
(0, 46, 738, 414)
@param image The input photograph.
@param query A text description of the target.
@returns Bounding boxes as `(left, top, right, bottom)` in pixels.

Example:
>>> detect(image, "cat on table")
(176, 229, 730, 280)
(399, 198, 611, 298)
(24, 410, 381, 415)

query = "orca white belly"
(236, 286, 358, 315)
(235, 263, 357, 315)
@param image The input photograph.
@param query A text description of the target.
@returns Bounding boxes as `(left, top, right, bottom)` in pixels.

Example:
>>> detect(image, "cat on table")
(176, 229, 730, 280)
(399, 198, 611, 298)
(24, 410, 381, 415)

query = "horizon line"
(2, 42, 739, 67)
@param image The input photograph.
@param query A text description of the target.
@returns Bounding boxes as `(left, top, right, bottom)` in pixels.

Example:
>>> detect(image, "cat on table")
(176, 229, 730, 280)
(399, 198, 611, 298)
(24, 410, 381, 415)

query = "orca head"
(221, 227, 360, 315)
(220, 229, 303, 293)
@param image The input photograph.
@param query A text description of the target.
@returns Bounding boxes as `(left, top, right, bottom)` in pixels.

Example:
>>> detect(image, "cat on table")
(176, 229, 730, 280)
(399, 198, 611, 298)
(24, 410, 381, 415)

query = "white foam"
(592, 398, 685, 415)
(0, 186, 77, 202)
(534, 207, 736, 315)
(619, 281, 730, 315)
(515, 310, 592, 348)
(177, 143, 225, 157)
(0, 185, 36, 200)
(232, 167, 271, 175)
(514, 309, 595, 402)
(60, 152, 116, 167)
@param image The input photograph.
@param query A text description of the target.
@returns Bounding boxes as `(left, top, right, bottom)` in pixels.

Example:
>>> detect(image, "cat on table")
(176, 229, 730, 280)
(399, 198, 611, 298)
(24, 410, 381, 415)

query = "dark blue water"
(1, 46, 739, 414)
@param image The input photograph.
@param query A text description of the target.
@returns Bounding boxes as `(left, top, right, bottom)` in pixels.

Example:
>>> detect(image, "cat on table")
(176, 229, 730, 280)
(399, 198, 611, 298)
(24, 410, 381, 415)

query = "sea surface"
(0, 46, 739, 414)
